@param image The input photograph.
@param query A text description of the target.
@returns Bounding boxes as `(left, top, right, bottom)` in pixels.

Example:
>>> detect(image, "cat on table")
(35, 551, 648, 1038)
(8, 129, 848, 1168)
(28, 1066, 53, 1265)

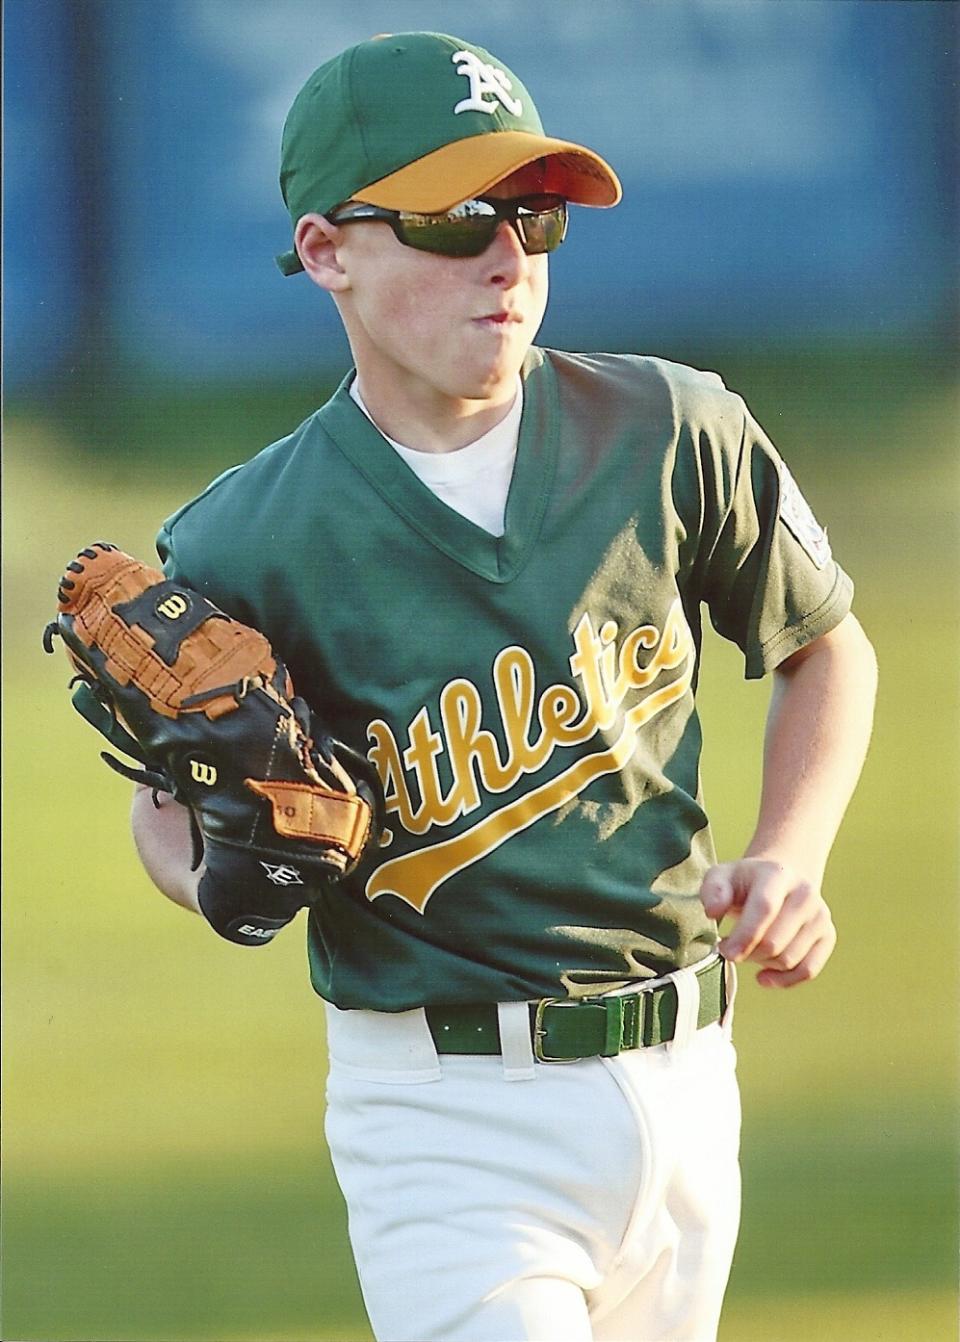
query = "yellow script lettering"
(365, 602, 696, 911)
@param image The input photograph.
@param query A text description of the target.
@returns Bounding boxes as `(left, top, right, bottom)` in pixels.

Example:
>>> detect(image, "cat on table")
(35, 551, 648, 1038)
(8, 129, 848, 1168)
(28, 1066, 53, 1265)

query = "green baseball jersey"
(158, 349, 852, 1010)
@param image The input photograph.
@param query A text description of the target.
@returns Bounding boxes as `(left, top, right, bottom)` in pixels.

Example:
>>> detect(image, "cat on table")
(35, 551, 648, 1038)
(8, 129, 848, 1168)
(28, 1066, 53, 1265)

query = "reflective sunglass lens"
(399, 217, 496, 256)
(359, 196, 569, 257)
(326, 204, 494, 255)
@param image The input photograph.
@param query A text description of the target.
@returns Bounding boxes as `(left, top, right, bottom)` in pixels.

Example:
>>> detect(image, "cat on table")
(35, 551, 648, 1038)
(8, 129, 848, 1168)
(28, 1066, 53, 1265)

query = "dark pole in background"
(61, 0, 115, 432)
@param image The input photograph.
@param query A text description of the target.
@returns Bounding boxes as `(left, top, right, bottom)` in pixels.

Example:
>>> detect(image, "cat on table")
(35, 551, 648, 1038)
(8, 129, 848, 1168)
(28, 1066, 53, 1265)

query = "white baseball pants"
(323, 985, 740, 1342)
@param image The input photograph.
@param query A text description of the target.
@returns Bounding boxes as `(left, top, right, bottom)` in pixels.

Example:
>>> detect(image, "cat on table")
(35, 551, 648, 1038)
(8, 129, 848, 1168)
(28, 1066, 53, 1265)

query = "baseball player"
(121, 32, 876, 1342)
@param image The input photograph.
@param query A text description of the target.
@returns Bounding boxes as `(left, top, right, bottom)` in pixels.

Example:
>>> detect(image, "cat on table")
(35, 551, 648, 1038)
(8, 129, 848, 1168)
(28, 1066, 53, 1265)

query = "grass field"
(3, 348, 958, 1340)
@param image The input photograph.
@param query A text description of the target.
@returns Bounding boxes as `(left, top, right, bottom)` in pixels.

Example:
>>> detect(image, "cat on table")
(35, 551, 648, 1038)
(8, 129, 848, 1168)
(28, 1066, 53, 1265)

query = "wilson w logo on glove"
(44, 543, 384, 946)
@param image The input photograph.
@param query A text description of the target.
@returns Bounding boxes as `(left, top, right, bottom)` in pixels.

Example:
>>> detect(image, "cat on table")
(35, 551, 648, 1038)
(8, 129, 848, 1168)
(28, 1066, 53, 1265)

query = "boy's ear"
(294, 214, 350, 292)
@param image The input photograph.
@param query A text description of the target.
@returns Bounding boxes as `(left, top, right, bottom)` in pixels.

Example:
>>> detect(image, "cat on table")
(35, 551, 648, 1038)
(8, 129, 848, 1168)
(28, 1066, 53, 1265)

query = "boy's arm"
(700, 611, 878, 987)
(131, 785, 202, 914)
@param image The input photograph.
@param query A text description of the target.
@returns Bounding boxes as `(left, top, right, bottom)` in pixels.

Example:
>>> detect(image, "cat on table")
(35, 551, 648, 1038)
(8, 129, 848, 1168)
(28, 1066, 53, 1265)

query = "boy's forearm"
(700, 612, 877, 985)
(747, 611, 878, 882)
(131, 786, 203, 914)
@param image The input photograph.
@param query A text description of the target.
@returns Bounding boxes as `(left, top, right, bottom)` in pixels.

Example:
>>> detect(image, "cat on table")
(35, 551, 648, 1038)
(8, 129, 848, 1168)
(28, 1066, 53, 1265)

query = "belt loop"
(666, 966, 701, 1053)
(721, 960, 738, 1039)
(496, 1002, 536, 1080)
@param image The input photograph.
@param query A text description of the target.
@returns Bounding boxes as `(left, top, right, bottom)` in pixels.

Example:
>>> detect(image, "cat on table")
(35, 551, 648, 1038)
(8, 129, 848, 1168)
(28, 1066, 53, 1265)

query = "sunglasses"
(327, 193, 568, 258)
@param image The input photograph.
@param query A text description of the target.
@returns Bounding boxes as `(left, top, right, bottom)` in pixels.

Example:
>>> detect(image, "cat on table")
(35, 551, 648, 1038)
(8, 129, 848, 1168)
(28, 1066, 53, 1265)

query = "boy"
(133, 32, 877, 1342)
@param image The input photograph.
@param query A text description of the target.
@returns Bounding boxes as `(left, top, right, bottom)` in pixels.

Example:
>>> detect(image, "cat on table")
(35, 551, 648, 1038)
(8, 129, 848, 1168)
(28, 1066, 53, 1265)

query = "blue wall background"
(5, 0, 957, 387)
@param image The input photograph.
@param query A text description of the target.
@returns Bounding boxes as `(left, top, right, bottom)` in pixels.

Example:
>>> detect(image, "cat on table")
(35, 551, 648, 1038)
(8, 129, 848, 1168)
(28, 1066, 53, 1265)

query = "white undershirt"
(349, 378, 522, 538)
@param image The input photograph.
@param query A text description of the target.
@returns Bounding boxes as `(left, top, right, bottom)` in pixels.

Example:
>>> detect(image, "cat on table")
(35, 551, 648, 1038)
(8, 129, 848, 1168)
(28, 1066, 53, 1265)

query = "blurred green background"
(5, 1, 959, 1338)
(4, 346, 957, 1341)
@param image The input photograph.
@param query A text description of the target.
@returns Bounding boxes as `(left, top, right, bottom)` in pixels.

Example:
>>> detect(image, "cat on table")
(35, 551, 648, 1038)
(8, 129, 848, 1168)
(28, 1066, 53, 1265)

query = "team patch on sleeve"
(777, 463, 832, 569)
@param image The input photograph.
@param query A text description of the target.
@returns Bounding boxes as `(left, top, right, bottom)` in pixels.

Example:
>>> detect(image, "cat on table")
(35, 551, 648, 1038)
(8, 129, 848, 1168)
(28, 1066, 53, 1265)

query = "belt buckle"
(533, 997, 588, 1064)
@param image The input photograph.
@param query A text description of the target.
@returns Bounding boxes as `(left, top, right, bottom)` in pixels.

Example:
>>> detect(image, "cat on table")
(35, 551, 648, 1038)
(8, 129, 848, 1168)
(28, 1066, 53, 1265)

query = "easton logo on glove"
(44, 543, 384, 946)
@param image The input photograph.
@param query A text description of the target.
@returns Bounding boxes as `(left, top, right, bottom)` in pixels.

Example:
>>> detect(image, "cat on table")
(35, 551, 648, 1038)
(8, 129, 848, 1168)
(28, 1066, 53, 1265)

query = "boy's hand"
(700, 858, 837, 988)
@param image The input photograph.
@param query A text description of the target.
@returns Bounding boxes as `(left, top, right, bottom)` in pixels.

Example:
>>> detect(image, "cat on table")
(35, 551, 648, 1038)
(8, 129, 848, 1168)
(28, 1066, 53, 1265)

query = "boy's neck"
(351, 370, 521, 455)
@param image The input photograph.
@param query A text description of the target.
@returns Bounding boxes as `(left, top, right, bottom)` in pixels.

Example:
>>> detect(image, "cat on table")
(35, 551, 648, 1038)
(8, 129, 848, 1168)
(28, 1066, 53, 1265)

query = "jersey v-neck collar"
(317, 348, 558, 584)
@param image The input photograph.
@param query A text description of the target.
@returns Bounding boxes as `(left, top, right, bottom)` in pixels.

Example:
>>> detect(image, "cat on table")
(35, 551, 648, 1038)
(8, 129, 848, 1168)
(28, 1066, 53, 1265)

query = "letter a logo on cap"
(451, 50, 523, 117)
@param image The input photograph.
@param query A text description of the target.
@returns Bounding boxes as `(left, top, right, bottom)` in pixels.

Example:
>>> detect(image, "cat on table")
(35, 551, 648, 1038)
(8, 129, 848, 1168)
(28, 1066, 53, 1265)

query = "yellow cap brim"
(354, 130, 622, 211)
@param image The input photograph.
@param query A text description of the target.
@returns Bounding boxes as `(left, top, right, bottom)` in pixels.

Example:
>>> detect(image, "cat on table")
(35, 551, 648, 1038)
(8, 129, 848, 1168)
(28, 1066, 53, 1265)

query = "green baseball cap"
(276, 31, 621, 275)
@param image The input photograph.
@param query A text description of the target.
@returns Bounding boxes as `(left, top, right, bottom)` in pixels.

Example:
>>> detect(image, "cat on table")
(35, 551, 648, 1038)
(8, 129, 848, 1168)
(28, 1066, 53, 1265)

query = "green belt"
(425, 956, 727, 1064)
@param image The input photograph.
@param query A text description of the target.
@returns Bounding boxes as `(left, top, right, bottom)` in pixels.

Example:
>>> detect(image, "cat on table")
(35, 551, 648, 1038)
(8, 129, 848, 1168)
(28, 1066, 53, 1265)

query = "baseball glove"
(43, 542, 384, 946)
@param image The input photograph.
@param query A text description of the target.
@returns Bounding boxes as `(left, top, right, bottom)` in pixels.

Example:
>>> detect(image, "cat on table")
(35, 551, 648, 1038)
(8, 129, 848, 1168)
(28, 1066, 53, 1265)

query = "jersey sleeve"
(686, 394, 853, 678)
(154, 464, 246, 600)
(156, 518, 185, 583)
